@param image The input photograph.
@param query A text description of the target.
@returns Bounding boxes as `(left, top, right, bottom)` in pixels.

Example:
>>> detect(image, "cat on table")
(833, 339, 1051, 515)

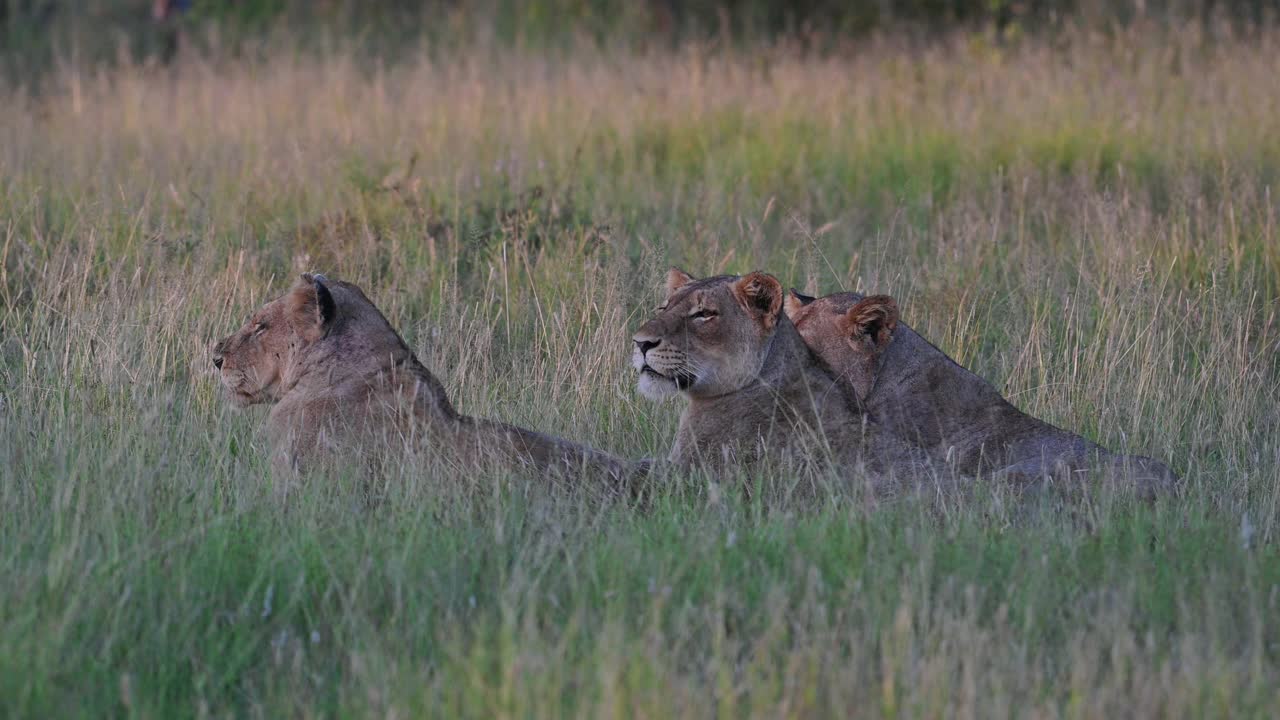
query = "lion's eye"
(689, 309, 717, 321)
(252, 322, 268, 335)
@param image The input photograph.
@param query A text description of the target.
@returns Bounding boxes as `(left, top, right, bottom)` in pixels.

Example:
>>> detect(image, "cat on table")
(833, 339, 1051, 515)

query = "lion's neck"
(671, 317, 852, 469)
(755, 317, 822, 392)
(282, 328, 457, 419)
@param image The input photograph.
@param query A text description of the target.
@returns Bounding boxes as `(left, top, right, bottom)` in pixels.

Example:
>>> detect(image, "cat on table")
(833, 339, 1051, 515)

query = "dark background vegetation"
(2, 0, 1278, 75)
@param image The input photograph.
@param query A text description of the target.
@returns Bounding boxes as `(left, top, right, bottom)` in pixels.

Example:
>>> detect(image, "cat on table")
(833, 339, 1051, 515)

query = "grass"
(3, 24, 1280, 717)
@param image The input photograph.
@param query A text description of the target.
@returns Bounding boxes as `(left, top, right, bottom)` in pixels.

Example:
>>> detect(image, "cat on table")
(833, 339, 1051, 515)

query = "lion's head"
(212, 273, 336, 408)
(784, 290, 899, 404)
(631, 268, 787, 400)
(213, 272, 413, 406)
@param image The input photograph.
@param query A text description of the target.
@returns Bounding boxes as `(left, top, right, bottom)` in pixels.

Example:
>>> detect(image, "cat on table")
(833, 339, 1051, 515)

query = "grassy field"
(2, 24, 1280, 717)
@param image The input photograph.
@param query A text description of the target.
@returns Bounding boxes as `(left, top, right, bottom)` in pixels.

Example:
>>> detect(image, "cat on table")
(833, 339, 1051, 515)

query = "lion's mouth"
(225, 385, 257, 407)
(219, 374, 261, 407)
(640, 364, 695, 390)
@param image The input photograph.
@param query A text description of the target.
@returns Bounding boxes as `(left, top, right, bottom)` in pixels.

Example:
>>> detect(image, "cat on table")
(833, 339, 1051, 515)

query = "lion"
(783, 290, 1178, 496)
(631, 268, 941, 489)
(212, 273, 644, 487)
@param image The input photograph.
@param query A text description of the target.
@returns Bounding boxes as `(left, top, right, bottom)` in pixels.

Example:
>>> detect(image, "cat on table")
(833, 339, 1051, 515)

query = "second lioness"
(784, 290, 1178, 494)
(631, 268, 938, 486)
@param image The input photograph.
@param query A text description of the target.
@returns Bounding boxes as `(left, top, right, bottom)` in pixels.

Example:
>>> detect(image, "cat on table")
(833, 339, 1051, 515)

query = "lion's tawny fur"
(784, 290, 1178, 497)
(213, 274, 643, 486)
(631, 269, 940, 488)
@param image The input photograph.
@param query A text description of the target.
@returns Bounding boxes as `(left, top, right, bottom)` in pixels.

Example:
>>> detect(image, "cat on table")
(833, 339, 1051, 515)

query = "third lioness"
(631, 268, 940, 489)
(784, 290, 1178, 495)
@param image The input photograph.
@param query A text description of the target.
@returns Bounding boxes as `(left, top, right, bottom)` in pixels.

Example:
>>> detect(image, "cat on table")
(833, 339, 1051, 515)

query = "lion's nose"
(212, 354, 224, 370)
(635, 338, 660, 355)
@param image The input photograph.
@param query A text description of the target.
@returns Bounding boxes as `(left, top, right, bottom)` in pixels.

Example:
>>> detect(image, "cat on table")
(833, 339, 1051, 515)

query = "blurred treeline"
(1, 0, 1277, 76)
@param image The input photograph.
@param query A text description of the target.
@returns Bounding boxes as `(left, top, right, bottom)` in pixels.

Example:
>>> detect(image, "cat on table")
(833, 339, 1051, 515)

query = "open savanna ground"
(2, 25, 1280, 717)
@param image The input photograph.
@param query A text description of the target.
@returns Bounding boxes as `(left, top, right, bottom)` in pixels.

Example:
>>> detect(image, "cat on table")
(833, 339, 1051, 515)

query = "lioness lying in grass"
(784, 290, 1178, 498)
(213, 273, 644, 487)
(631, 268, 944, 493)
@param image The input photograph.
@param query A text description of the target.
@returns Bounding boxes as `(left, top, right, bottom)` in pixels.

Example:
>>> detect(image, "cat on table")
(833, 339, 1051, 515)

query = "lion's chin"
(223, 385, 262, 408)
(637, 369, 680, 401)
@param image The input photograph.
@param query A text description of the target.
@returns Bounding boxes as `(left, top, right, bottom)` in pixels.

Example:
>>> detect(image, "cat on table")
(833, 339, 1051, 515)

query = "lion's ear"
(732, 271, 784, 329)
(784, 288, 816, 318)
(842, 295, 898, 350)
(289, 273, 337, 342)
(665, 267, 695, 296)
